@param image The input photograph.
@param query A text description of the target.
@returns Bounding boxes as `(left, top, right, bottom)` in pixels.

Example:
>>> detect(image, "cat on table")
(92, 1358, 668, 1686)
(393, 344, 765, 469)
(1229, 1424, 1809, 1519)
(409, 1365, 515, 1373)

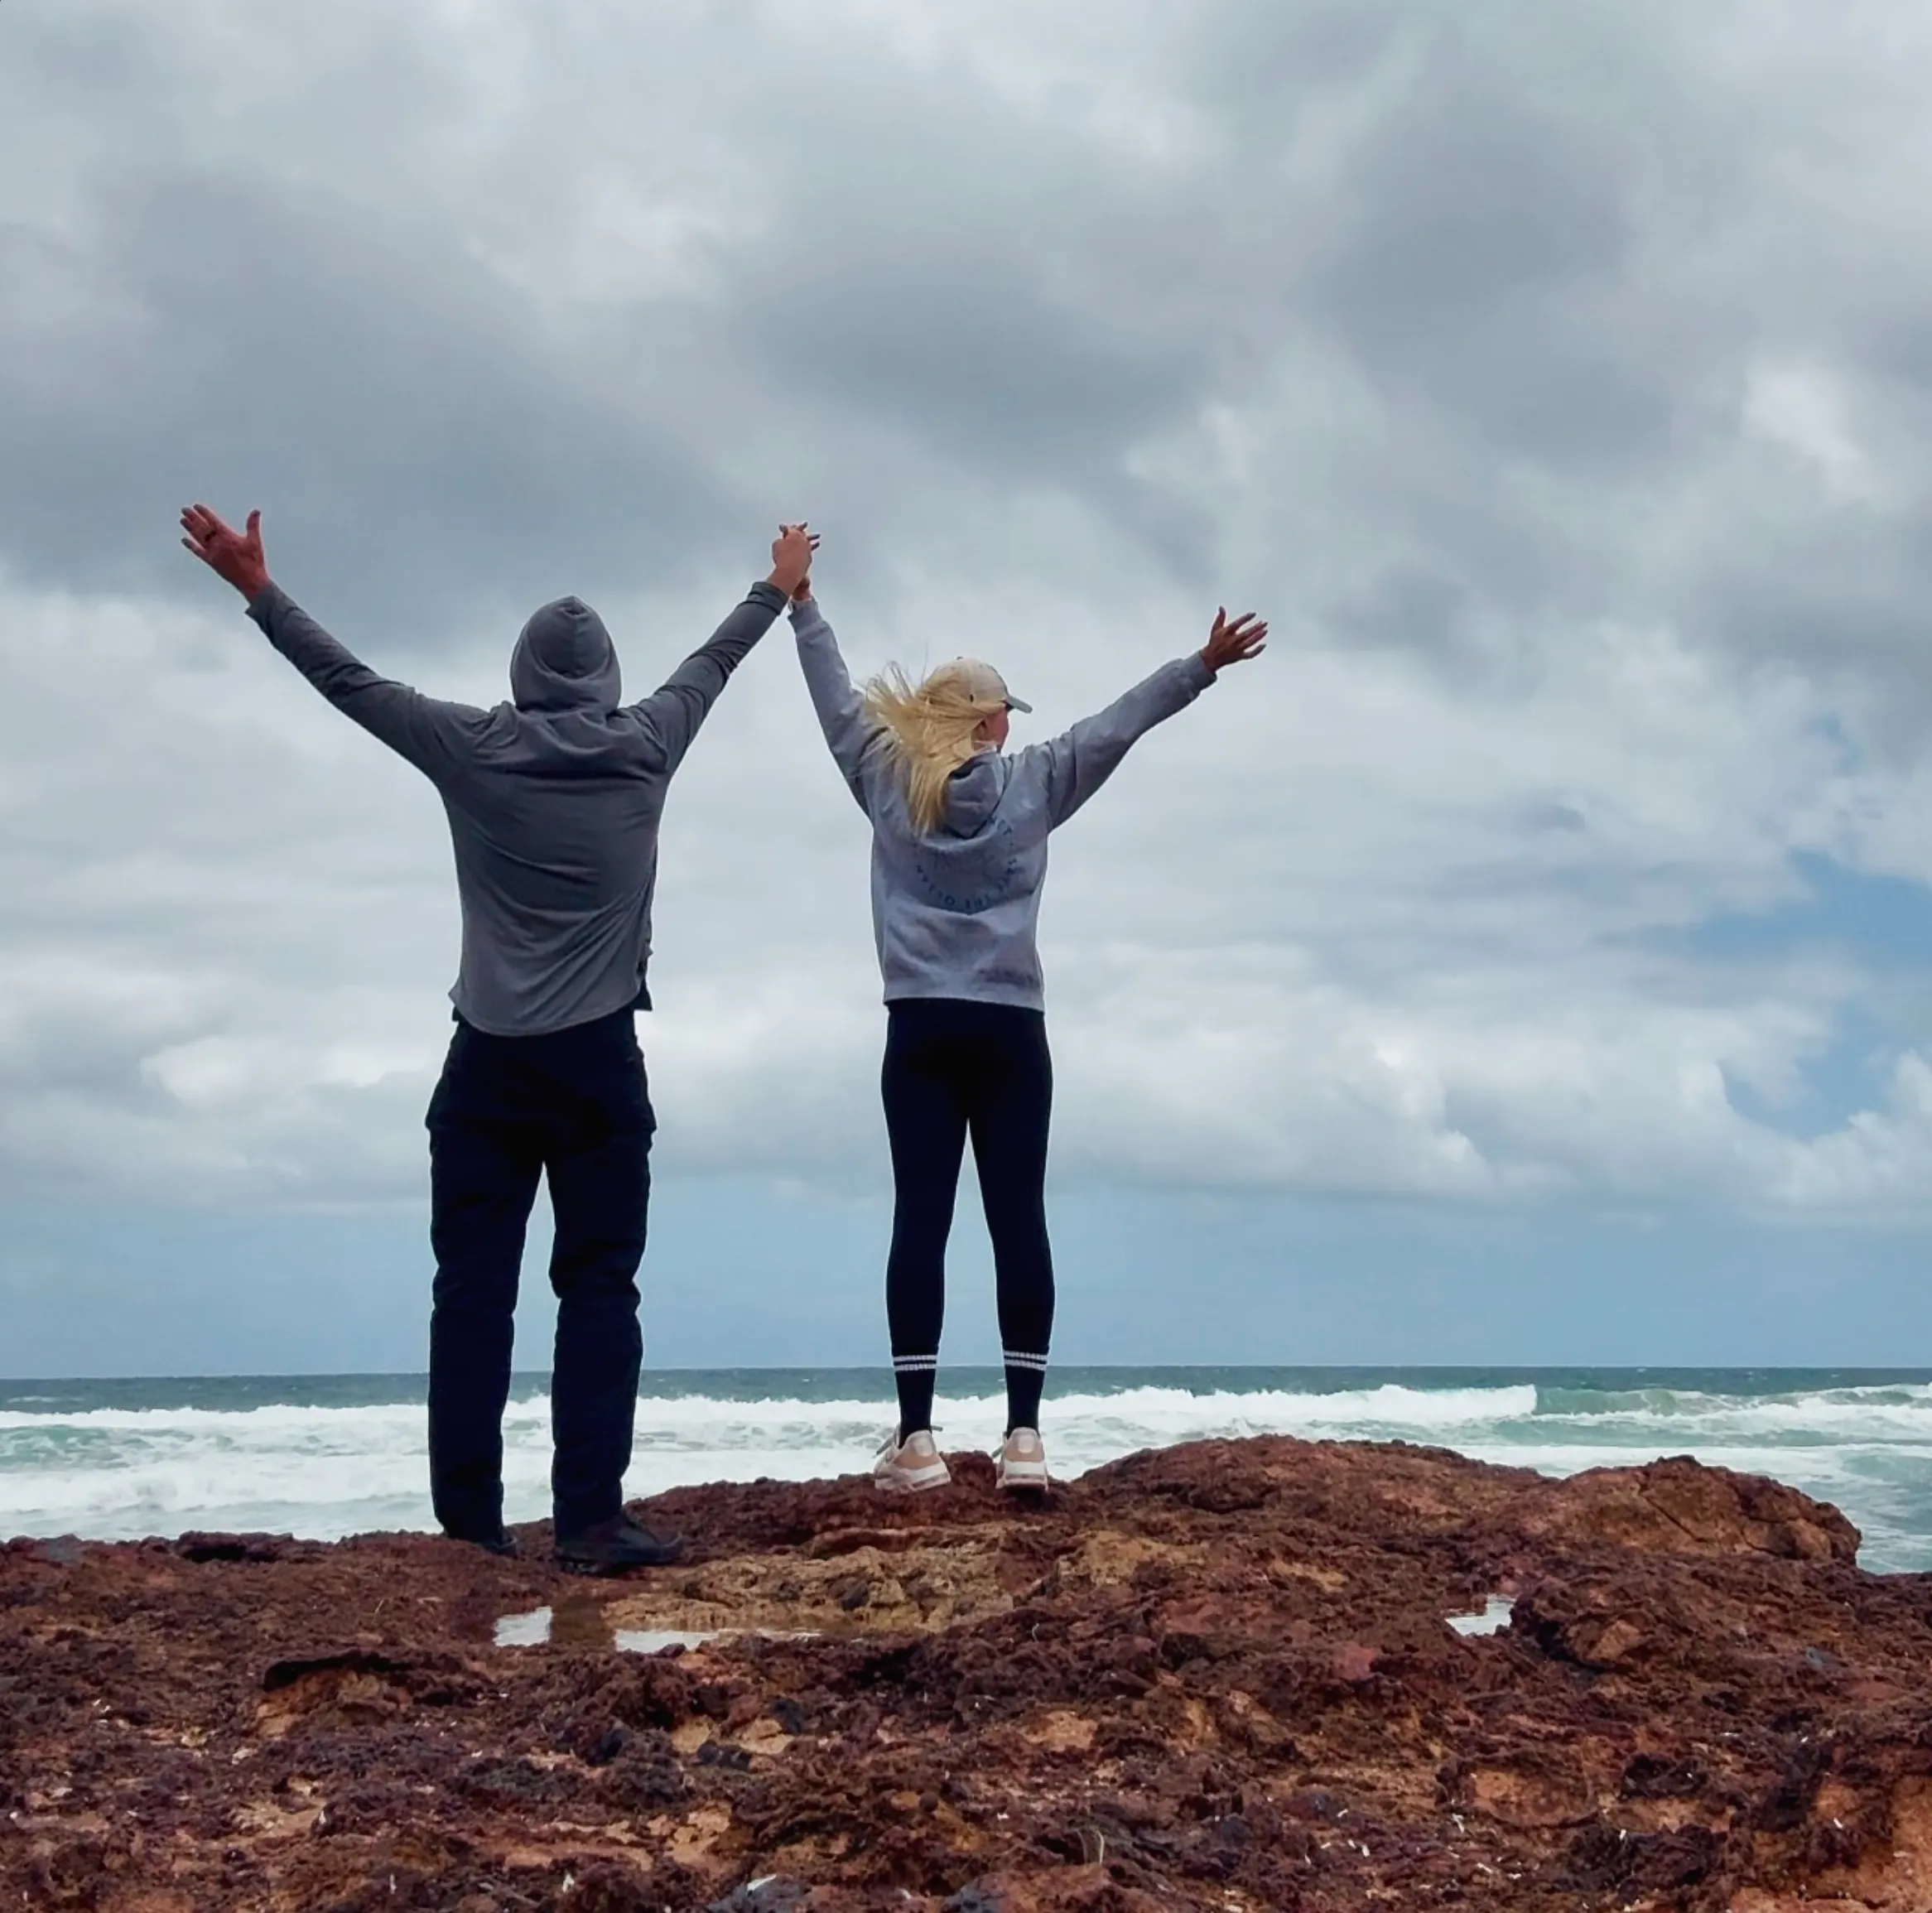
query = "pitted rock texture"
(3, 1436, 1927, 1911)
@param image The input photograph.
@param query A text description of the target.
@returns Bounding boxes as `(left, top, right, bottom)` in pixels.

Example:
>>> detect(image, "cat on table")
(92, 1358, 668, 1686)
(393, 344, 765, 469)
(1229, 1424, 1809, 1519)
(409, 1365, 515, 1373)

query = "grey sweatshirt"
(248, 580, 788, 1035)
(792, 599, 1215, 1010)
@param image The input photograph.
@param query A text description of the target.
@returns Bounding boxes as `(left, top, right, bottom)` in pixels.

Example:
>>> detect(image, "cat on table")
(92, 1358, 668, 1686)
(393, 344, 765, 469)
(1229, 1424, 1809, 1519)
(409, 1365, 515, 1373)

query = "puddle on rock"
(491, 1529, 1014, 1650)
(495, 1606, 555, 1647)
(494, 1603, 720, 1653)
(615, 1627, 720, 1653)
(1446, 1595, 1515, 1637)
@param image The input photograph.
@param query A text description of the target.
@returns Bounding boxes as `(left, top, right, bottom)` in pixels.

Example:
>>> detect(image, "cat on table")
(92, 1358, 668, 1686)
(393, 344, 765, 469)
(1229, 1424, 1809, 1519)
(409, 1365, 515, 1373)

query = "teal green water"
(3, 1367, 1930, 1570)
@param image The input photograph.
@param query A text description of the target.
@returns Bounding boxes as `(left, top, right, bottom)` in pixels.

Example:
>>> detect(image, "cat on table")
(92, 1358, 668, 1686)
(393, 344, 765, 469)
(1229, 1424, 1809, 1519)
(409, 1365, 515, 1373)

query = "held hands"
(181, 504, 271, 602)
(1200, 607, 1268, 676)
(768, 522, 819, 600)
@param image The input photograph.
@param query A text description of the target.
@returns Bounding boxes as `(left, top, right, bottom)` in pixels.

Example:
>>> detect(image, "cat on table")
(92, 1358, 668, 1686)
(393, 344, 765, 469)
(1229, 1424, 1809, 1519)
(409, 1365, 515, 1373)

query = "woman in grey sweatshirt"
(790, 580, 1268, 1492)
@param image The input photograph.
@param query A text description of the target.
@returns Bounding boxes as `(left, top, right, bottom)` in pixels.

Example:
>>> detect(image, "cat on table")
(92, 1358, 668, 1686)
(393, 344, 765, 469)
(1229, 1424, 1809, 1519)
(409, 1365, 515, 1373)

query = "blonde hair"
(863, 661, 1000, 834)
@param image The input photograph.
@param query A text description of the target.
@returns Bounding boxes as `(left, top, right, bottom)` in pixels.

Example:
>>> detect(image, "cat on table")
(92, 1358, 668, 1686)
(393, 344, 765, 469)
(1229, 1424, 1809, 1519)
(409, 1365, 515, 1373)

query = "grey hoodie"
(792, 599, 1215, 1010)
(248, 581, 788, 1035)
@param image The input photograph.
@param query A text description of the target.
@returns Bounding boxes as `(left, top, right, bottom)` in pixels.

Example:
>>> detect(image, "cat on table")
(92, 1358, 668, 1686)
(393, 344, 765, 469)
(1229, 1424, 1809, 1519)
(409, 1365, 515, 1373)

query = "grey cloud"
(4, 0, 1932, 1227)
(1313, 57, 1634, 376)
(0, 173, 737, 638)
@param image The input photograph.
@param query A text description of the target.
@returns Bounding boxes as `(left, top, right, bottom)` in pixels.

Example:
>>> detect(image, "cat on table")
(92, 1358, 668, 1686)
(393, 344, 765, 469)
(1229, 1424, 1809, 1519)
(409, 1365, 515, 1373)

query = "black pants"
(425, 1006, 653, 1539)
(882, 998, 1054, 1435)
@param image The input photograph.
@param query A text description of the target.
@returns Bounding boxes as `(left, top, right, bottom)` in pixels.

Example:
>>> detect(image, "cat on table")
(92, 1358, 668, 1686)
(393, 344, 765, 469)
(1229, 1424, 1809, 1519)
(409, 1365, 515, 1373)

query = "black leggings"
(881, 998, 1054, 1436)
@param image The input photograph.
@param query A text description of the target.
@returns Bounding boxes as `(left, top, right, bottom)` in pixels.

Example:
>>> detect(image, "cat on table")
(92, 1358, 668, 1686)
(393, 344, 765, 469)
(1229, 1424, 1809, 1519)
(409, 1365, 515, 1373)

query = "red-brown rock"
(4, 1435, 1930, 1911)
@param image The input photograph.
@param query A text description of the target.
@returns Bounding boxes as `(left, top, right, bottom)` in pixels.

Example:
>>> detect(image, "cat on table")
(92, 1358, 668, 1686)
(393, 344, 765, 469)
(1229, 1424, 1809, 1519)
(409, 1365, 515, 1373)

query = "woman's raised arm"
(1027, 609, 1267, 829)
(790, 585, 890, 812)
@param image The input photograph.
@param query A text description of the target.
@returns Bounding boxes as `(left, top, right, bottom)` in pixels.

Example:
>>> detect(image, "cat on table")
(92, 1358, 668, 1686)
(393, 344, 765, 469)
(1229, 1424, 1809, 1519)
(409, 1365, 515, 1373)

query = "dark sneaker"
(554, 1512, 685, 1576)
(446, 1526, 519, 1559)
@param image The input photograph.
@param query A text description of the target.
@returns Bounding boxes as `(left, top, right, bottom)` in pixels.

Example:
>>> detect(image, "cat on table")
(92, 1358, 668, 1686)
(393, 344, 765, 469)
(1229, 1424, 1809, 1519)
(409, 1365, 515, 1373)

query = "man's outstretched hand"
(181, 504, 271, 602)
(1200, 607, 1268, 676)
(768, 522, 818, 600)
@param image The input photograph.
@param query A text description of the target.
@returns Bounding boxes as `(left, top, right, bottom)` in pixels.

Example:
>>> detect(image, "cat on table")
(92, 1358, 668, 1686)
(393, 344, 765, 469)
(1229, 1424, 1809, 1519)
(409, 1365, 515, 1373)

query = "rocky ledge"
(5, 1437, 1931, 1912)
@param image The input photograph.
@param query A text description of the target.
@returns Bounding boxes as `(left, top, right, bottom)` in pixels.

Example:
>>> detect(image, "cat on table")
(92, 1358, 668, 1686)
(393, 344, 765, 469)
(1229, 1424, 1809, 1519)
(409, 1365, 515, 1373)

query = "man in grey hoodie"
(181, 504, 815, 1573)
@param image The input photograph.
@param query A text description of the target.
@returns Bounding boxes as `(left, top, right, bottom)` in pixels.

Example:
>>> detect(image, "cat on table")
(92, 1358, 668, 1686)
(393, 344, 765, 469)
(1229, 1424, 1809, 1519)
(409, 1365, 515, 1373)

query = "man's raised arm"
(629, 523, 817, 772)
(180, 504, 483, 778)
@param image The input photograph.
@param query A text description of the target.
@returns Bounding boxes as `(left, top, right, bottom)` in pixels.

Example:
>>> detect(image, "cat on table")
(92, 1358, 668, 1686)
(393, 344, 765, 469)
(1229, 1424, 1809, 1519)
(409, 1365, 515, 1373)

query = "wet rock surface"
(3, 1436, 1930, 1911)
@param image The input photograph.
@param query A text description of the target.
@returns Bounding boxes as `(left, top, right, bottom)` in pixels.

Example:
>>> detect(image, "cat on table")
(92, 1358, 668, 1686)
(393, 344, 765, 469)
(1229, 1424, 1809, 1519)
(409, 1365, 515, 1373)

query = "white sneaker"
(995, 1427, 1049, 1493)
(873, 1428, 952, 1494)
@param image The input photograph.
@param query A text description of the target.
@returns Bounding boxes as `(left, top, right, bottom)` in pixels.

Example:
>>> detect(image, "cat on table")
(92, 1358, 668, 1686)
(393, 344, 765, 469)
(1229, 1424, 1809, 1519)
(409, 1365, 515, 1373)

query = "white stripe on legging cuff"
(896, 1352, 1048, 1371)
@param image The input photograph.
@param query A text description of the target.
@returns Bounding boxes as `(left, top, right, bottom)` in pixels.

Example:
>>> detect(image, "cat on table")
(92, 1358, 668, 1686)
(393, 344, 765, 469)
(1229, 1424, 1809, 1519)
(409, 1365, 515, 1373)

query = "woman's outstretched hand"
(768, 522, 820, 599)
(1200, 607, 1268, 676)
(181, 504, 271, 601)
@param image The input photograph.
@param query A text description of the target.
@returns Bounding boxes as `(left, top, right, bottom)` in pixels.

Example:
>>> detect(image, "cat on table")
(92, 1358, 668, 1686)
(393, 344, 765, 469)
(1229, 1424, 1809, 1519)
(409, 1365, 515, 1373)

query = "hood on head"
(509, 597, 621, 711)
(939, 748, 1006, 836)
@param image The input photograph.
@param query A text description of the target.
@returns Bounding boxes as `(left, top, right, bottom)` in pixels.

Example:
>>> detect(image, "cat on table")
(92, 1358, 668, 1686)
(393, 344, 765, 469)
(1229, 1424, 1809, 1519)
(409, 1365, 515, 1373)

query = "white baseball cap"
(936, 658, 1031, 713)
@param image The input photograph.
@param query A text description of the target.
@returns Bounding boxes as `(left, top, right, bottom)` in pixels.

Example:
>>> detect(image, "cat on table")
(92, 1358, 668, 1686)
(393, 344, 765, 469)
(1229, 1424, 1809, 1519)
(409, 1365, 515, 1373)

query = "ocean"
(4, 1367, 1932, 1573)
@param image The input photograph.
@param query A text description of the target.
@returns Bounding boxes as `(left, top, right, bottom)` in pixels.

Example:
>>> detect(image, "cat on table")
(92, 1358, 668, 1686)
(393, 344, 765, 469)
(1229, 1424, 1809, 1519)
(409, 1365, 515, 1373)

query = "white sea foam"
(4, 1380, 1931, 1570)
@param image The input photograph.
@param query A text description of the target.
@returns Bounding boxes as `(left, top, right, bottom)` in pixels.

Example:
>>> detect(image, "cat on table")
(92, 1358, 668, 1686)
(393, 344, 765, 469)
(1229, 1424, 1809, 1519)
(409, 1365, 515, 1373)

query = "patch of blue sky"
(1719, 1004, 1896, 1143)
(1676, 853, 1932, 971)
(9, 1178, 1932, 1375)
(1643, 850, 1932, 1141)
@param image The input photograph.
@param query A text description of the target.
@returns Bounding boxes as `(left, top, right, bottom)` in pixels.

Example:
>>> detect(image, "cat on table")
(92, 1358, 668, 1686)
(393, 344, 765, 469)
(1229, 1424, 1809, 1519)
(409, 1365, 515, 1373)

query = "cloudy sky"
(6, 0, 1932, 1375)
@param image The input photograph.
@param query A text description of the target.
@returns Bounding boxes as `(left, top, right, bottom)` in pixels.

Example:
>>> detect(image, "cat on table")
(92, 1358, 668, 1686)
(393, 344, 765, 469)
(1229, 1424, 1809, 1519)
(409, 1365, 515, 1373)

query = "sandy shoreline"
(5, 1435, 1929, 1910)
